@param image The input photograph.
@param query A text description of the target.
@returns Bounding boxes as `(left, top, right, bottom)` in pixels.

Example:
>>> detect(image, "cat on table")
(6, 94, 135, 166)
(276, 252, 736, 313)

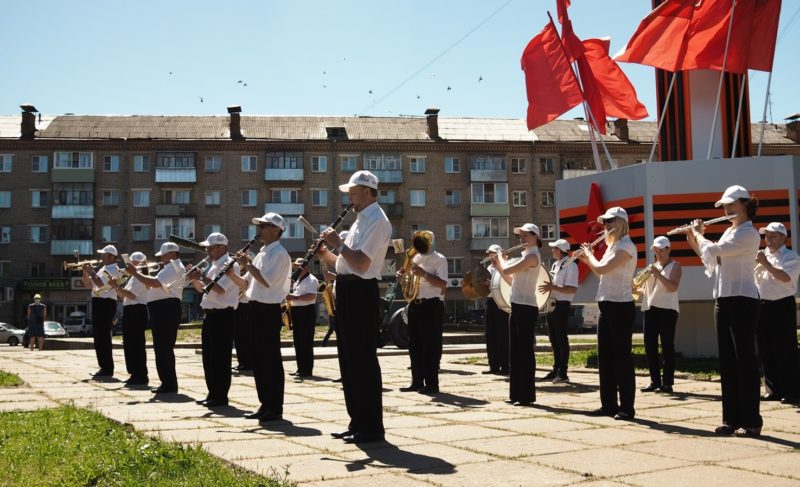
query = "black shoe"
(504, 399, 516, 404)
(258, 411, 283, 422)
(587, 408, 613, 417)
(91, 369, 113, 378)
(762, 393, 782, 401)
(245, 408, 267, 419)
(541, 370, 557, 381)
(482, 369, 499, 375)
(733, 426, 761, 438)
(418, 386, 439, 395)
(658, 385, 673, 393)
(195, 398, 210, 405)
(205, 399, 229, 408)
(781, 396, 799, 405)
(343, 432, 385, 444)
(289, 371, 300, 376)
(331, 429, 355, 439)
(552, 375, 569, 384)
(399, 384, 423, 392)
(125, 376, 148, 385)
(640, 383, 660, 393)
(514, 401, 534, 407)
(151, 386, 177, 394)
(614, 412, 633, 421)
(715, 424, 736, 435)
(497, 369, 510, 376)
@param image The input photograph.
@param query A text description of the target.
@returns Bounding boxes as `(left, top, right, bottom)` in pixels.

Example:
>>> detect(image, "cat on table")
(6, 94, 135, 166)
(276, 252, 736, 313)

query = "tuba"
(400, 230, 434, 303)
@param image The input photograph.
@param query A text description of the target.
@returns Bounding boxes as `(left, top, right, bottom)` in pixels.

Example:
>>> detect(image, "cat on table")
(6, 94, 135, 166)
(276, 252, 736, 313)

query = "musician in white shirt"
(684, 185, 762, 437)
(82, 244, 122, 379)
(288, 258, 320, 378)
(579, 207, 637, 420)
(540, 239, 578, 383)
(110, 251, 151, 386)
(639, 236, 682, 394)
(482, 244, 510, 376)
(754, 222, 800, 405)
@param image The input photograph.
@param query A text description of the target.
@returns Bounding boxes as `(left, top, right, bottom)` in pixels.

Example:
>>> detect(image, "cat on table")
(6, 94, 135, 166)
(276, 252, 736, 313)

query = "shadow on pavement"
(536, 382, 598, 393)
(322, 442, 457, 475)
(198, 405, 250, 418)
(428, 391, 489, 408)
(440, 369, 476, 376)
(248, 421, 322, 437)
(147, 393, 195, 404)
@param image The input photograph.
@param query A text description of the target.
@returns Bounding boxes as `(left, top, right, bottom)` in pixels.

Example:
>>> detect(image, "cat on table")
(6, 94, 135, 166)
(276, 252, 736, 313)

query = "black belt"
(337, 274, 367, 283)
(411, 297, 440, 305)
(204, 307, 234, 314)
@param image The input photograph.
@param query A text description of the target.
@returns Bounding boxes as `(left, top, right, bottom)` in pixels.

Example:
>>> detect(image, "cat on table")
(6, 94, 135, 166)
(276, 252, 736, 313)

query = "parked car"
(63, 313, 93, 337)
(43, 321, 68, 338)
(0, 322, 26, 346)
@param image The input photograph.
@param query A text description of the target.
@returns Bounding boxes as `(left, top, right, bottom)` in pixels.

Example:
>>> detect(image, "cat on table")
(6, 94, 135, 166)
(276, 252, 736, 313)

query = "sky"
(1, 0, 799, 122)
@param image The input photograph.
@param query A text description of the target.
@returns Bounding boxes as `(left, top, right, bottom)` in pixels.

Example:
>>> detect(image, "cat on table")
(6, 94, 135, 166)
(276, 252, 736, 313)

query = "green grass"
(0, 370, 23, 387)
(0, 405, 293, 487)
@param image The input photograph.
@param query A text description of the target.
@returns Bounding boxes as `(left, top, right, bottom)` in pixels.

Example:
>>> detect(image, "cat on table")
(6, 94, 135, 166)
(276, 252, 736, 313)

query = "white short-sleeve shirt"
(596, 236, 637, 302)
(335, 202, 391, 280)
(754, 245, 800, 300)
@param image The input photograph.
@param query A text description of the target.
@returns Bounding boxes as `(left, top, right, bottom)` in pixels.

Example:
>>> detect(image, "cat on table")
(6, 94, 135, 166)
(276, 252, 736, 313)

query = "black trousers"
(249, 301, 284, 413)
(290, 304, 317, 375)
(509, 303, 538, 403)
(408, 298, 443, 388)
(147, 298, 181, 390)
(202, 307, 234, 401)
(757, 296, 799, 399)
(643, 306, 678, 387)
(233, 302, 253, 369)
(485, 298, 510, 372)
(597, 300, 636, 416)
(716, 296, 762, 428)
(547, 300, 571, 375)
(91, 297, 117, 373)
(335, 276, 384, 435)
(122, 303, 148, 380)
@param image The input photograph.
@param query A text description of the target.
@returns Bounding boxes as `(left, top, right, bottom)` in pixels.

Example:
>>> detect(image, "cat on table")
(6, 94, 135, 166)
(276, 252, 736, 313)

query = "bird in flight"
(243, 83, 248, 87)
(199, 97, 204, 103)
(446, 86, 452, 91)
(169, 71, 173, 75)
(369, 90, 374, 94)
(237, 80, 243, 84)
(478, 76, 483, 82)
(416, 95, 421, 99)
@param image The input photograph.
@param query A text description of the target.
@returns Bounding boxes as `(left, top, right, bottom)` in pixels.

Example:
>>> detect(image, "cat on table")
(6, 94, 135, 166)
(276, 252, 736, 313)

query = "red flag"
(556, 0, 584, 59)
(616, 0, 781, 74)
(582, 38, 649, 121)
(521, 22, 583, 130)
(560, 182, 606, 282)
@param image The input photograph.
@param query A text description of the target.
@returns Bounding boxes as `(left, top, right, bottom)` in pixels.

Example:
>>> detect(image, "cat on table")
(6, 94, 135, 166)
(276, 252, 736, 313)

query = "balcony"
(470, 203, 509, 217)
(370, 170, 403, 184)
(380, 202, 403, 218)
(264, 168, 304, 181)
(470, 237, 510, 252)
(264, 203, 304, 215)
(51, 240, 93, 256)
(51, 205, 94, 219)
(470, 169, 507, 182)
(155, 168, 197, 183)
(155, 204, 198, 217)
(51, 168, 94, 183)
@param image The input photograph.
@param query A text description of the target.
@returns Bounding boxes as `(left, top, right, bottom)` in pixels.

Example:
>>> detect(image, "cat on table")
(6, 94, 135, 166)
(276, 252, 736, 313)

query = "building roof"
(0, 115, 55, 138)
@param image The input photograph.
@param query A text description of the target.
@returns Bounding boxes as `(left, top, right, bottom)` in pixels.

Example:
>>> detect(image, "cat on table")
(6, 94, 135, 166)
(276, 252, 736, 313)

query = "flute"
(479, 243, 527, 264)
(666, 214, 735, 235)
(564, 230, 609, 265)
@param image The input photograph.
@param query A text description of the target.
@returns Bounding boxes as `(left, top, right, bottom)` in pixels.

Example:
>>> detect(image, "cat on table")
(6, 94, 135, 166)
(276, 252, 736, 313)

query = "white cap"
(597, 206, 628, 223)
(155, 241, 180, 257)
(338, 170, 379, 192)
(97, 244, 118, 256)
(251, 212, 286, 231)
(200, 232, 228, 247)
(759, 222, 787, 236)
(130, 251, 147, 262)
(513, 223, 540, 237)
(548, 239, 570, 252)
(652, 236, 671, 249)
(485, 244, 503, 254)
(714, 185, 750, 208)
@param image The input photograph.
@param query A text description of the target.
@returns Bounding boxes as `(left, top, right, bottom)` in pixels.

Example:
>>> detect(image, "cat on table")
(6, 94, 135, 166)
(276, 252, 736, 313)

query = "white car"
(44, 321, 69, 338)
(63, 312, 93, 337)
(0, 322, 26, 346)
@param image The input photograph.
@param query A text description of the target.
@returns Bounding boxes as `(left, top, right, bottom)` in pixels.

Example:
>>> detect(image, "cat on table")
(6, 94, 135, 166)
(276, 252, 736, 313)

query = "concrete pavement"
(0, 344, 798, 486)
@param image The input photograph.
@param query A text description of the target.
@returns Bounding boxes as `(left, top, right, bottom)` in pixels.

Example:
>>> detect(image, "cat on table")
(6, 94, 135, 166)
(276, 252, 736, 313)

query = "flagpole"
(757, 70, 773, 156)
(730, 73, 748, 158)
(706, 0, 738, 160)
(648, 71, 677, 163)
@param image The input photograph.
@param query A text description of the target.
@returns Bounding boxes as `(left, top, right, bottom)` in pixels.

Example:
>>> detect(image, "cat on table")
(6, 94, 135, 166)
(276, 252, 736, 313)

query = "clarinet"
(291, 205, 352, 283)
(202, 235, 259, 294)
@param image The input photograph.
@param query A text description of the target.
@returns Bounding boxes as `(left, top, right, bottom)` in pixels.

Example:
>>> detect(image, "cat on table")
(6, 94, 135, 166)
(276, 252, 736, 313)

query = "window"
(364, 153, 401, 170)
(0, 191, 11, 208)
(540, 224, 556, 240)
(155, 218, 194, 240)
(285, 220, 304, 239)
(162, 189, 190, 205)
(103, 155, 120, 172)
(51, 219, 92, 240)
(472, 217, 509, 238)
(132, 225, 150, 241)
(101, 225, 120, 242)
(204, 224, 222, 236)
(31, 225, 48, 243)
(541, 191, 555, 207)
(511, 158, 527, 174)
(312, 189, 328, 207)
(445, 157, 460, 173)
(269, 189, 299, 203)
(446, 224, 461, 241)
(30, 262, 45, 277)
(378, 190, 397, 204)
(340, 155, 358, 172)
(31, 190, 49, 208)
(133, 190, 150, 208)
(512, 191, 528, 207)
(241, 156, 257, 172)
(445, 190, 461, 207)
(156, 152, 194, 168)
(447, 257, 463, 276)
(471, 183, 508, 204)
(102, 190, 120, 206)
(133, 155, 150, 172)
(266, 152, 301, 169)
(0, 226, 10, 243)
(241, 190, 257, 207)
(540, 158, 555, 174)
(311, 156, 327, 173)
(53, 183, 93, 205)
(241, 224, 257, 241)
(341, 193, 350, 206)
(0, 155, 12, 172)
(410, 224, 428, 233)
(408, 156, 426, 173)
(31, 155, 48, 173)
(409, 190, 425, 207)
(470, 155, 506, 170)
(205, 155, 222, 172)
(205, 190, 221, 206)
(54, 152, 93, 169)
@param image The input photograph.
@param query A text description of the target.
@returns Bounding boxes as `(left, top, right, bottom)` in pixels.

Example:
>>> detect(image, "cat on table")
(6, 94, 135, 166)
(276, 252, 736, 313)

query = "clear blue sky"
(1, 1, 798, 122)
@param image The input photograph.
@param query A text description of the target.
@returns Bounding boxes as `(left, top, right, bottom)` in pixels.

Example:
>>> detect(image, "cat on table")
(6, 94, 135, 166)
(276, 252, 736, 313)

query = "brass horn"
(400, 230, 434, 303)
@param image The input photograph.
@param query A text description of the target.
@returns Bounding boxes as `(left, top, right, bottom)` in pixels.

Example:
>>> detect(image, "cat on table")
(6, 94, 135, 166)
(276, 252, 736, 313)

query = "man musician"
(110, 251, 150, 386)
(482, 244, 510, 376)
(82, 244, 122, 378)
(288, 257, 319, 378)
(540, 239, 578, 383)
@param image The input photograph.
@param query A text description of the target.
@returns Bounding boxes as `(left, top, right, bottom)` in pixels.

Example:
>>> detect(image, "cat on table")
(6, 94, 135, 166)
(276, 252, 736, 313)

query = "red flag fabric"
(559, 182, 606, 282)
(616, 0, 781, 74)
(521, 22, 583, 130)
(582, 38, 649, 121)
(556, 0, 571, 23)
(556, 0, 584, 59)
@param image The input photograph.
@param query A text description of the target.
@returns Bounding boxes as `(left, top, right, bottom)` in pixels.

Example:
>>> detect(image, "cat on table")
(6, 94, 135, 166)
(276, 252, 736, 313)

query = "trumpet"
(63, 259, 101, 271)
(631, 266, 654, 301)
(564, 230, 610, 266)
(479, 242, 527, 265)
(164, 257, 211, 291)
(666, 214, 735, 235)
(95, 263, 161, 294)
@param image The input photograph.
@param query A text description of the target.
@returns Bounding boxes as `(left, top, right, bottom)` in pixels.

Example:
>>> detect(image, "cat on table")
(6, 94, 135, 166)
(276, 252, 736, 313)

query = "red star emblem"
(559, 182, 607, 282)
